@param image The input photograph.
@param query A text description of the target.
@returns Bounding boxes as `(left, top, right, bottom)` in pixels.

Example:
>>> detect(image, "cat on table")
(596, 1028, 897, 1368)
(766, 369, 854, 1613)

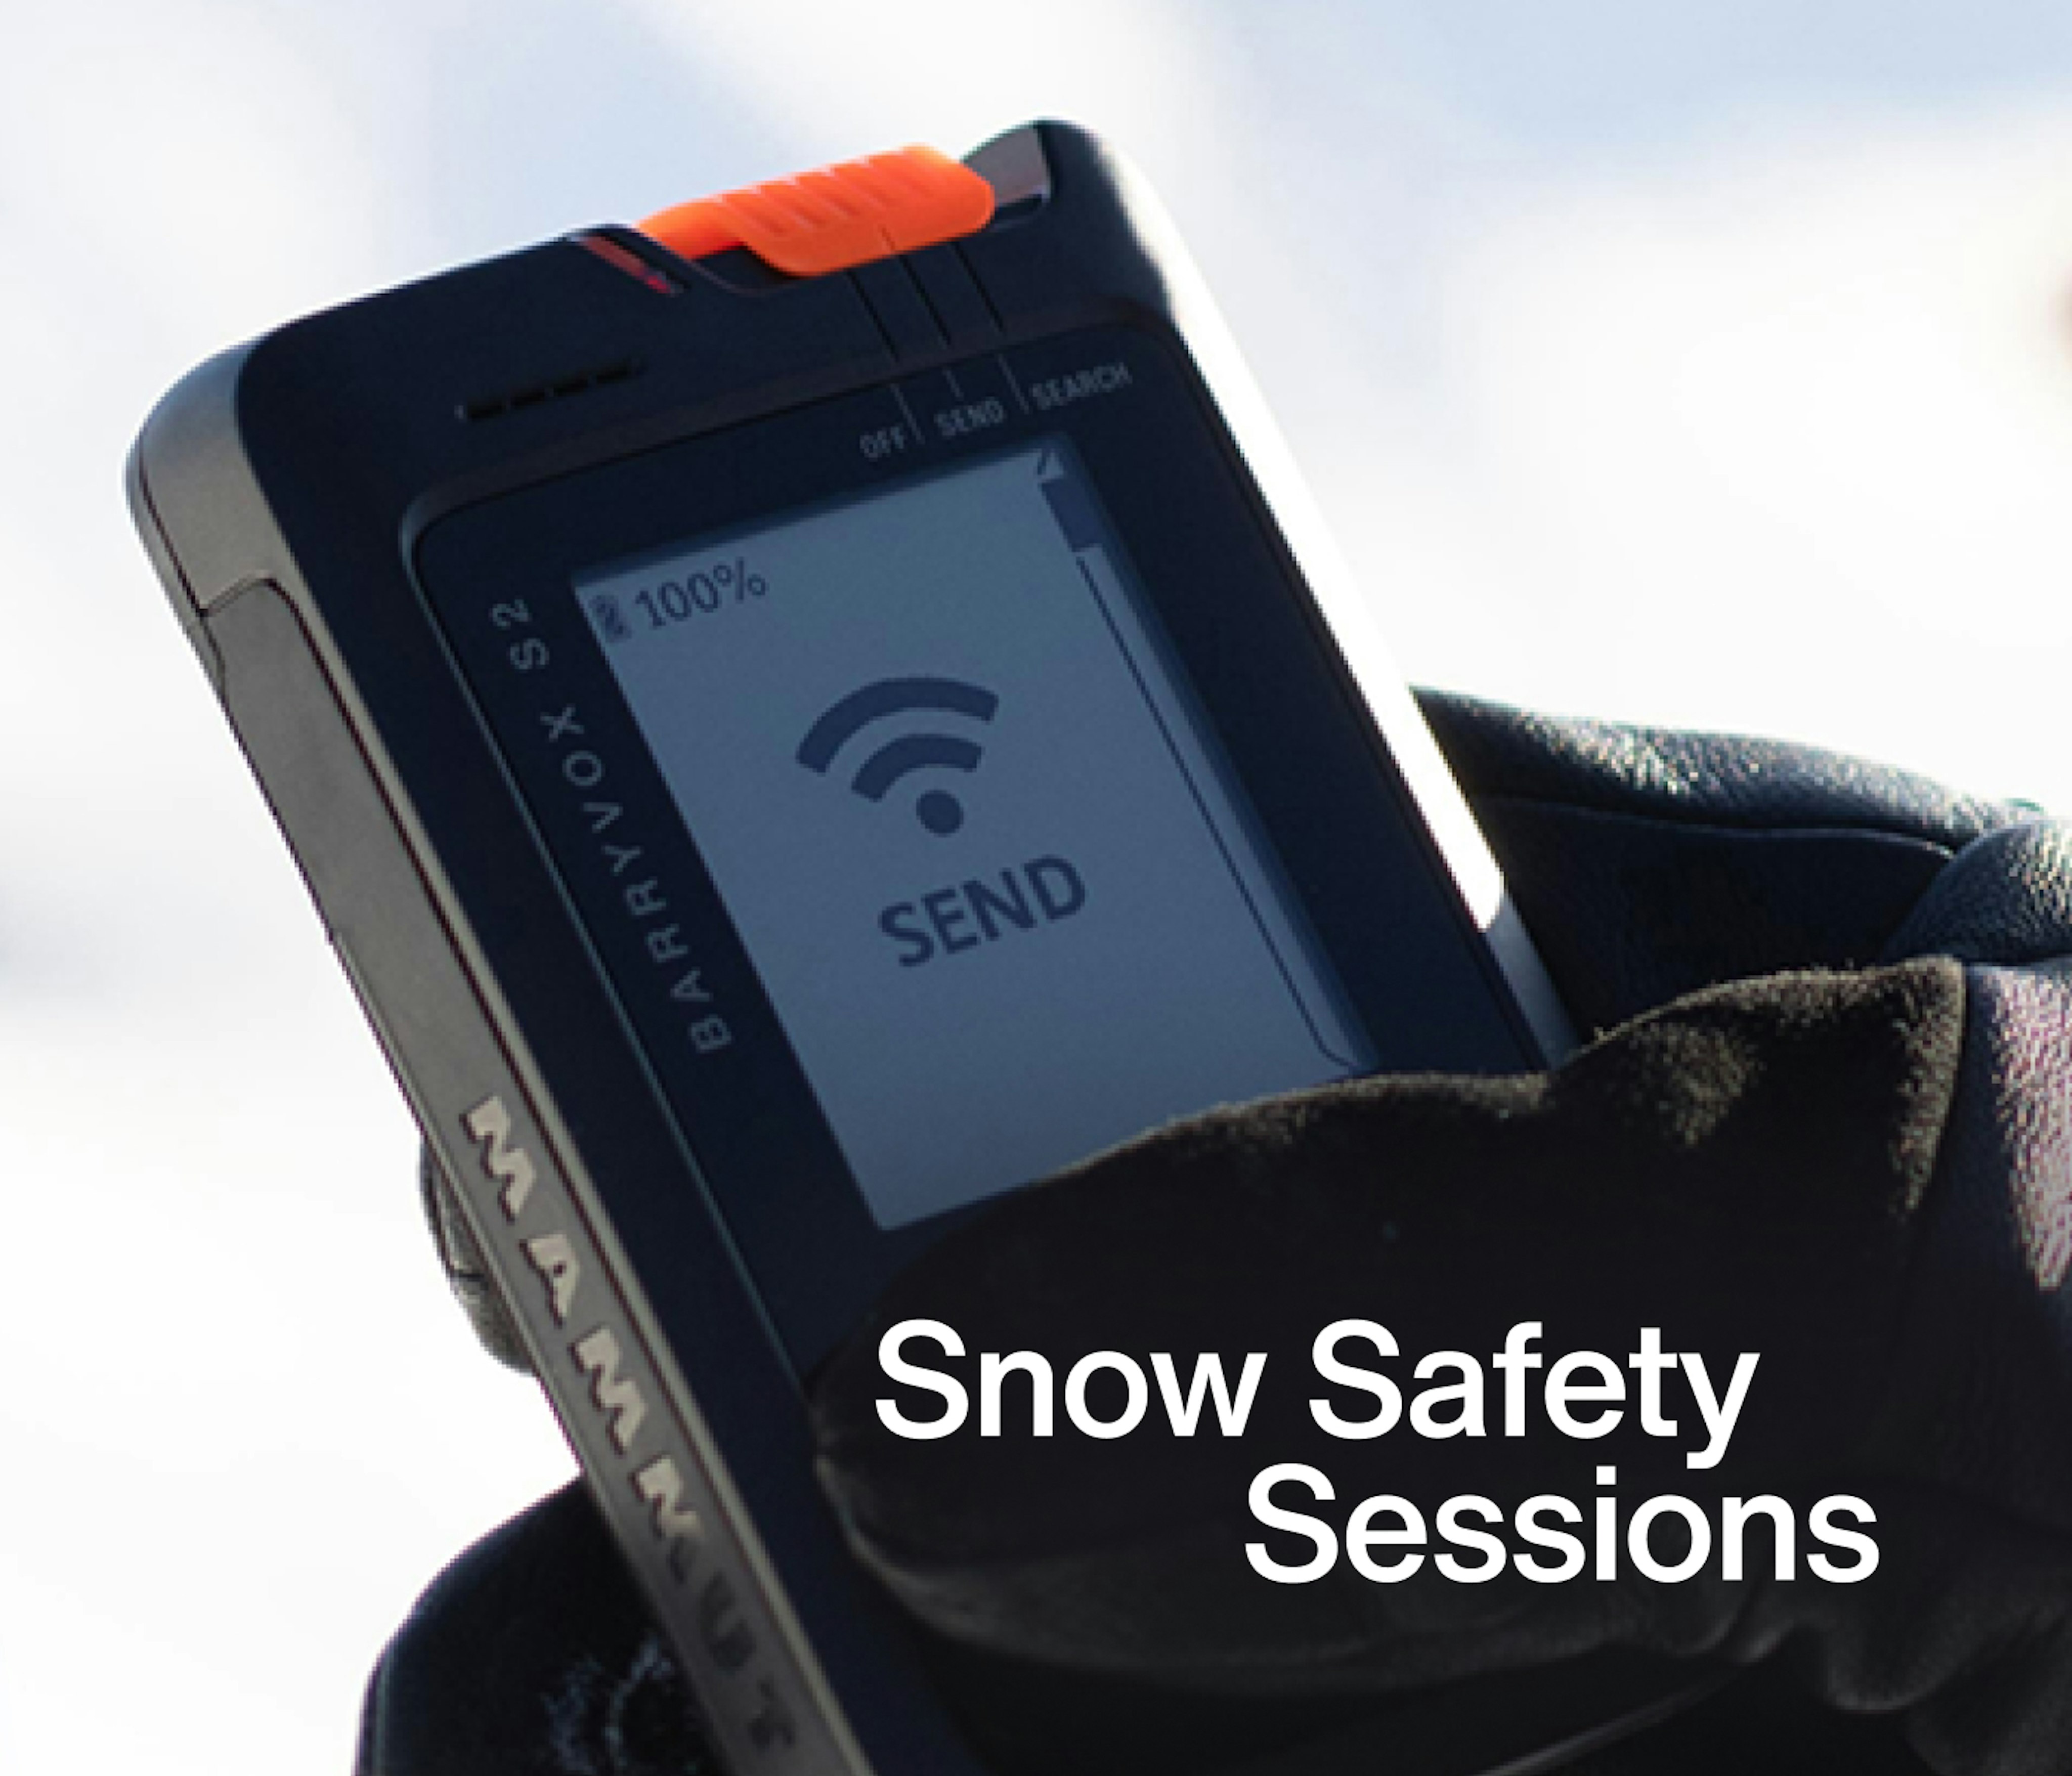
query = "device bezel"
(409, 318, 1540, 1374)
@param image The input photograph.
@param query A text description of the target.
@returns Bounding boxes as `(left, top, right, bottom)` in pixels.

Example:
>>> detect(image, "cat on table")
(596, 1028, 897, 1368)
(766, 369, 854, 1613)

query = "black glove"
(361, 692, 2072, 1776)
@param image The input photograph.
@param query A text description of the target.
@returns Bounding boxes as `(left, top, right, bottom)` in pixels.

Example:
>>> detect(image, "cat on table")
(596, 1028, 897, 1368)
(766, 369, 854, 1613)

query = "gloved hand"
(359, 691, 2072, 1776)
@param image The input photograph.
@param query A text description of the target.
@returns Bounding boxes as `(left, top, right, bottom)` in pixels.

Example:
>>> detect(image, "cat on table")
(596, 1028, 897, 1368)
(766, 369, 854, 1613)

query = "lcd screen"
(573, 440, 1369, 1227)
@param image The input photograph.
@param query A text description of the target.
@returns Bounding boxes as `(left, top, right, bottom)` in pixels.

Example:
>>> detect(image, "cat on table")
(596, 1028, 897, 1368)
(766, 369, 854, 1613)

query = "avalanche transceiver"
(128, 121, 1696, 1776)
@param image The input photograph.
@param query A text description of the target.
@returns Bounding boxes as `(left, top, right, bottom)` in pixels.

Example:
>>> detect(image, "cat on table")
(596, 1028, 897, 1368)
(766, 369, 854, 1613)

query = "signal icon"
(797, 676, 1000, 836)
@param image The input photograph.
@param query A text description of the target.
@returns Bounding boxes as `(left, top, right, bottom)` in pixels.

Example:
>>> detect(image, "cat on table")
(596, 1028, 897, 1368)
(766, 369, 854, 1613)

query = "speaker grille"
(459, 357, 642, 423)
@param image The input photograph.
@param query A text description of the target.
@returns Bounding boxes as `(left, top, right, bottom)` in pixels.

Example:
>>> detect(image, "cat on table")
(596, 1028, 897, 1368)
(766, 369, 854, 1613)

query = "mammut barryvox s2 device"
(132, 124, 1596, 1775)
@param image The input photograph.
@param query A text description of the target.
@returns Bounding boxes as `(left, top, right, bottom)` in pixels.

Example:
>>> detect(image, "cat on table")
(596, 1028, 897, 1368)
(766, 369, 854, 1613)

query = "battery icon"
(589, 593, 633, 644)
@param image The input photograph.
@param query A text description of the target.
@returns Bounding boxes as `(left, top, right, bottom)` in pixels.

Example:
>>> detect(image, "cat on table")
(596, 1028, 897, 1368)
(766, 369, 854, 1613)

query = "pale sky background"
(5, 3, 2072, 1771)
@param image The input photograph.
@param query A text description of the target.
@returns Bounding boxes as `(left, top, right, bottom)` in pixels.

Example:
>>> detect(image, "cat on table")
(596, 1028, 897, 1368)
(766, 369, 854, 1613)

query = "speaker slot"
(459, 357, 641, 423)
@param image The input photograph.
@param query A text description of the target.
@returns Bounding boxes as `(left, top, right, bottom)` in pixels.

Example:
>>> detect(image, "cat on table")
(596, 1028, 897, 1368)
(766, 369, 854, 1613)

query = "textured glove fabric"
(356, 1481, 719, 1776)
(812, 961, 1961, 1659)
(1414, 693, 2017, 1035)
(362, 693, 2070, 1776)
